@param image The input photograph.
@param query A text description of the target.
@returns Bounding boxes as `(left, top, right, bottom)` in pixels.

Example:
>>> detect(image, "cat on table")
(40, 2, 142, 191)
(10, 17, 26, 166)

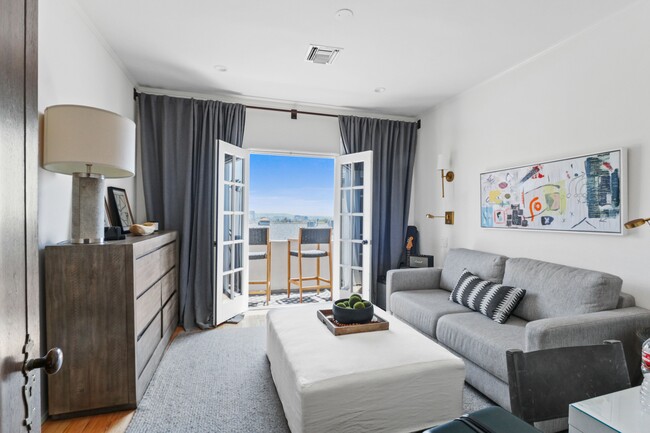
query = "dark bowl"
(332, 298, 374, 324)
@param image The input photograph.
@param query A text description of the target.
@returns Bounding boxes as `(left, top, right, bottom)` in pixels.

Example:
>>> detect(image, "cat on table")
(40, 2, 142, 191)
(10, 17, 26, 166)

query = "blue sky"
(250, 154, 334, 216)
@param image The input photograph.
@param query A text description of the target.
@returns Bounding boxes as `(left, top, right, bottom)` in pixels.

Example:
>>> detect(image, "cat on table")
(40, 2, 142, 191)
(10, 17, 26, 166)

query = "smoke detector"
(305, 44, 342, 65)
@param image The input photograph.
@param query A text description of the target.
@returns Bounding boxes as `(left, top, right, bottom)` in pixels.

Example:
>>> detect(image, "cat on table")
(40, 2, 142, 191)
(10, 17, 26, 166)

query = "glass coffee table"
(569, 386, 650, 432)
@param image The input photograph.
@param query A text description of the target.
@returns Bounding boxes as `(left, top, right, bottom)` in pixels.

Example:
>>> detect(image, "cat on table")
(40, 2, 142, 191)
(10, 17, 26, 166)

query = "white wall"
(38, 0, 135, 418)
(39, 0, 136, 249)
(413, 2, 650, 308)
(243, 108, 340, 155)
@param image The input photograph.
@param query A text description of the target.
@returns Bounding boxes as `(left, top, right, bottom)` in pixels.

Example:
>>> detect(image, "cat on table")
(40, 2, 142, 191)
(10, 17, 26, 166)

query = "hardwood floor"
(42, 310, 268, 433)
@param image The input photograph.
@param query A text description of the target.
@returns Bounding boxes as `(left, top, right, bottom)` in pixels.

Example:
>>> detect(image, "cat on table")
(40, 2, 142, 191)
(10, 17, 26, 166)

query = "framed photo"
(104, 198, 113, 227)
(480, 149, 626, 234)
(107, 187, 134, 233)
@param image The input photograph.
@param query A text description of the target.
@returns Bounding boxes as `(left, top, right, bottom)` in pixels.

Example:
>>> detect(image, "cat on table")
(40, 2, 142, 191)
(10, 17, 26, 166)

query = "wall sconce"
(624, 217, 650, 229)
(426, 211, 454, 225)
(437, 154, 454, 198)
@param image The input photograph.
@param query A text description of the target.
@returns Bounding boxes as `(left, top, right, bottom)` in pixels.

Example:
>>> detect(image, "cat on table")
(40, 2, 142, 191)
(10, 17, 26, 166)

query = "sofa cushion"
(390, 289, 472, 338)
(449, 269, 526, 324)
(617, 292, 636, 309)
(437, 312, 526, 382)
(505, 258, 623, 322)
(440, 248, 508, 292)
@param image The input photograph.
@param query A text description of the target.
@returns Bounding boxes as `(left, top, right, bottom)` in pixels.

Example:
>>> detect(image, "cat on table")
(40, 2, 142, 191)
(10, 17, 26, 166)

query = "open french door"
(214, 140, 250, 326)
(333, 151, 373, 302)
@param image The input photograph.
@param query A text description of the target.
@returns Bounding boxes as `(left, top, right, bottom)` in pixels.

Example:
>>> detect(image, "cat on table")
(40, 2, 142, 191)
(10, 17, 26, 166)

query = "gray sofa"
(387, 248, 650, 416)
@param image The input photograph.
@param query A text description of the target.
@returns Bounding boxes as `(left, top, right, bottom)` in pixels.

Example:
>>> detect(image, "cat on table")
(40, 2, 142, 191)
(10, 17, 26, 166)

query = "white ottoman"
(266, 305, 465, 433)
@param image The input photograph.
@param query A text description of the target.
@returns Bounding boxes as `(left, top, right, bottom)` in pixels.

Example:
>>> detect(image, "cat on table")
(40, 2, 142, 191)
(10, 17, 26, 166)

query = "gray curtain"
(138, 93, 246, 329)
(339, 115, 418, 306)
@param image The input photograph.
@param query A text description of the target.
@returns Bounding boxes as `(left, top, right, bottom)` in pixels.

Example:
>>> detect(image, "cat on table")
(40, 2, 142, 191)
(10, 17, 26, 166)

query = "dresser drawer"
(136, 312, 162, 377)
(162, 294, 178, 335)
(136, 281, 162, 335)
(161, 269, 177, 303)
(160, 242, 176, 275)
(134, 248, 161, 297)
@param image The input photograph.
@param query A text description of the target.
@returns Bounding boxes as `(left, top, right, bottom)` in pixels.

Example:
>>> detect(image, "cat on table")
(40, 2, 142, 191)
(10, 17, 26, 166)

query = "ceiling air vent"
(305, 44, 342, 65)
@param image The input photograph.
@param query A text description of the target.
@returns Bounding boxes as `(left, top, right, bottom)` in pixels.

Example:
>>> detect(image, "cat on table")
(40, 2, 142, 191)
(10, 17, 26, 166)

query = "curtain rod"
(133, 89, 421, 128)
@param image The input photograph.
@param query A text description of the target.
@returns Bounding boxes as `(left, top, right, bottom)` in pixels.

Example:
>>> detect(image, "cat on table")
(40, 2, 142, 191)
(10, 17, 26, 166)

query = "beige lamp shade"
(436, 153, 450, 171)
(43, 105, 135, 177)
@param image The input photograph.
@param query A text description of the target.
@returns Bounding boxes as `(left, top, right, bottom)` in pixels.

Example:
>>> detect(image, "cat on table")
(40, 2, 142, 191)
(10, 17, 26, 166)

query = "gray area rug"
(127, 325, 493, 433)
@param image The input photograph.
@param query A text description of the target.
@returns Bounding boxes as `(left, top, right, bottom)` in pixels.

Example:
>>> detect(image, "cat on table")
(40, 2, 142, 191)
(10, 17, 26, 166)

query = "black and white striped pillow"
(449, 269, 526, 324)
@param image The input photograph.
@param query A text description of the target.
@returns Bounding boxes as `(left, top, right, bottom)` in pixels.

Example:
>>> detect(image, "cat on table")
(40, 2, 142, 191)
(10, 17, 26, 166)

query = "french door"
(333, 151, 373, 302)
(214, 140, 250, 325)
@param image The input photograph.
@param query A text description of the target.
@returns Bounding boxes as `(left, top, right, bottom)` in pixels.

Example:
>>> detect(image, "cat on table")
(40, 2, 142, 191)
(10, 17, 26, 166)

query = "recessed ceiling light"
(374, 87, 386, 93)
(213, 65, 228, 72)
(335, 9, 354, 21)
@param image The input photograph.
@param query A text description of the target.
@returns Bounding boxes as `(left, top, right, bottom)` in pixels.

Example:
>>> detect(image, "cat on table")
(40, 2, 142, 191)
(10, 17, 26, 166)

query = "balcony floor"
(249, 288, 331, 308)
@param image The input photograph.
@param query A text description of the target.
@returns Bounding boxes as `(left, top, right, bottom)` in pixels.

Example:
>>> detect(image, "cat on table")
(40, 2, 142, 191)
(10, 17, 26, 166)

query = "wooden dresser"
(45, 231, 178, 418)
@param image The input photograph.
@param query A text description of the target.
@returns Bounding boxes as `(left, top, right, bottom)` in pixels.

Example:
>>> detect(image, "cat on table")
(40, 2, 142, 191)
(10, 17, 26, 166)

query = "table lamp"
(43, 105, 135, 244)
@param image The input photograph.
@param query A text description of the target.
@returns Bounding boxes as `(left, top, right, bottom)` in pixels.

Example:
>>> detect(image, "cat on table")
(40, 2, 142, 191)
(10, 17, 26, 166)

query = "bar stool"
(249, 227, 271, 304)
(287, 228, 332, 303)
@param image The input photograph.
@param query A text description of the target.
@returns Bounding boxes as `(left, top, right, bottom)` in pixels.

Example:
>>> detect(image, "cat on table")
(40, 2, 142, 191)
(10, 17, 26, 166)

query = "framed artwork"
(480, 149, 625, 234)
(107, 187, 134, 233)
(104, 198, 113, 227)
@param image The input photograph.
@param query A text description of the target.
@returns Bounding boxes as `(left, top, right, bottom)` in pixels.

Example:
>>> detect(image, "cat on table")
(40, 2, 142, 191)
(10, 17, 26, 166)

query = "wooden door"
(0, 0, 40, 431)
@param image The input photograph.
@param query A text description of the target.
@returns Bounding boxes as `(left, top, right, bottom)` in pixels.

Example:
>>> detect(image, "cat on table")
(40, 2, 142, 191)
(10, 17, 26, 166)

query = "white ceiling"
(76, 0, 636, 117)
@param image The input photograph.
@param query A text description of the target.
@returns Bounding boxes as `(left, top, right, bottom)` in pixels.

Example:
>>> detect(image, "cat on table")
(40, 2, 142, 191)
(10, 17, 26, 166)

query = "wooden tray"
(317, 309, 389, 336)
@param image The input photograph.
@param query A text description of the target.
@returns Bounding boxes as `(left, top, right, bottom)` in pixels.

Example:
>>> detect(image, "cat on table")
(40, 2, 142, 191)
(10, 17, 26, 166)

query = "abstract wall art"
(480, 149, 625, 234)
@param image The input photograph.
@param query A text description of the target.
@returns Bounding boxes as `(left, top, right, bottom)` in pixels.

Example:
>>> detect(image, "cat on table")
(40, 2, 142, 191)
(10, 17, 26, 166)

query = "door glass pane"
(351, 268, 363, 295)
(340, 265, 351, 295)
(341, 216, 363, 240)
(353, 162, 364, 186)
(224, 154, 233, 182)
(341, 163, 352, 187)
(234, 243, 243, 269)
(350, 189, 363, 213)
(341, 189, 350, 213)
(233, 186, 244, 212)
(233, 214, 243, 240)
(234, 157, 244, 184)
(224, 214, 232, 241)
(351, 242, 362, 267)
(223, 274, 232, 299)
(341, 241, 351, 266)
(223, 245, 233, 271)
(233, 271, 242, 297)
(224, 185, 232, 211)
(340, 241, 362, 267)
(341, 189, 362, 214)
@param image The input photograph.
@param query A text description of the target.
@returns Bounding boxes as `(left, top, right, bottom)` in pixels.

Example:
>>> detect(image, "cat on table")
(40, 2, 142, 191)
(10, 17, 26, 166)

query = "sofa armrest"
(386, 267, 442, 313)
(525, 307, 650, 384)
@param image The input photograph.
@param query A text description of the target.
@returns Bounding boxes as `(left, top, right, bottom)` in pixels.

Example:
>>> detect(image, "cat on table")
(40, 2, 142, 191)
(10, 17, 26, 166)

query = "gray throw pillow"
(449, 269, 526, 324)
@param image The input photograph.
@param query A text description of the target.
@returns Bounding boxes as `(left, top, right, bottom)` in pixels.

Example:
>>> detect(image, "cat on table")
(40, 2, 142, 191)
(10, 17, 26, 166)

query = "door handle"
(24, 347, 63, 375)
(22, 338, 63, 429)
(361, 240, 369, 245)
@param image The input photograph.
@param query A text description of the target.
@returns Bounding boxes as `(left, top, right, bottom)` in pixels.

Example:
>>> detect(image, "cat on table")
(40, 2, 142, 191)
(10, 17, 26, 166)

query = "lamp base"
(71, 173, 105, 244)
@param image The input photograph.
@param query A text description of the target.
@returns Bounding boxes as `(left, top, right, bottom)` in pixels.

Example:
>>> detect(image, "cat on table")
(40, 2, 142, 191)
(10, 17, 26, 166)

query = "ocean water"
(250, 222, 332, 241)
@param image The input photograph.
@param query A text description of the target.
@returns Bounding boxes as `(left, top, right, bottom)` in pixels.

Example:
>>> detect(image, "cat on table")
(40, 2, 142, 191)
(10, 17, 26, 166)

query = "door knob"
(25, 347, 63, 375)
(361, 240, 369, 245)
